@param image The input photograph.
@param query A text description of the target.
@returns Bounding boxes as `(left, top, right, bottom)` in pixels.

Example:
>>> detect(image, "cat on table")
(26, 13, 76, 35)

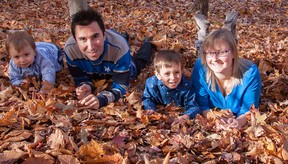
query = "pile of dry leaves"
(0, 0, 287, 163)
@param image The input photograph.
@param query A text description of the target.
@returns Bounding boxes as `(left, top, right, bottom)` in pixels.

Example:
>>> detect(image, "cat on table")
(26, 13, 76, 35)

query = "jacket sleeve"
(238, 65, 262, 116)
(39, 57, 57, 84)
(183, 87, 202, 119)
(96, 51, 131, 108)
(191, 59, 211, 111)
(8, 61, 23, 86)
(96, 71, 130, 108)
(142, 78, 157, 111)
(65, 53, 95, 89)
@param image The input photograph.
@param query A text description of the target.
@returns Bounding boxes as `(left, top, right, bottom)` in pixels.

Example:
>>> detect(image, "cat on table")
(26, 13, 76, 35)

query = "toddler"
(5, 30, 63, 87)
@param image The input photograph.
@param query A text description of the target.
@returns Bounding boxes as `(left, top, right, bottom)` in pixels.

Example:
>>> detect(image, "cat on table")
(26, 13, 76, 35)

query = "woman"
(191, 28, 262, 129)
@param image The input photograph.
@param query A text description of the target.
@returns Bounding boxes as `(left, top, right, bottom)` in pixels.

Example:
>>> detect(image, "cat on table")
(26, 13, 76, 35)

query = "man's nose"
(87, 39, 94, 50)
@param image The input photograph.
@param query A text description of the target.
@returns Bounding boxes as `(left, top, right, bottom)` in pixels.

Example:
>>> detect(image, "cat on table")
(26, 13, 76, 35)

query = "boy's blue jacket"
(143, 75, 201, 118)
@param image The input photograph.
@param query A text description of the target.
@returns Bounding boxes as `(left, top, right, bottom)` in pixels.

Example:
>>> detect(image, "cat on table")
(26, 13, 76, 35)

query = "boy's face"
(75, 21, 105, 61)
(9, 44, 36, 68)
(155, 63, 182, 89)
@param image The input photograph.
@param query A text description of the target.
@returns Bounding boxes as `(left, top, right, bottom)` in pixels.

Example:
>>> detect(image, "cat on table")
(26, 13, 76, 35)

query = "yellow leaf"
(126, 91, 142, 105)
(266, 141, 276, 152)
(45, 98, 56, 107)
(0, 106, 18, 125)
(0, 86, 13, 102)
(255, 112, 267, 125)
(245, 141, 264, 158)
(103, 104, 123, 118)
(151, 35, 167, 48)
(79, 140, 105, 160)
(163, 151, 170, 164)
(171, 40, 182, 52)
(141, 114, 149, 125)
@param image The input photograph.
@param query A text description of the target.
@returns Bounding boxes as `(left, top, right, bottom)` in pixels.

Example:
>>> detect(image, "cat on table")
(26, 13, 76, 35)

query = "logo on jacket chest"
(104, 66, 111, 73)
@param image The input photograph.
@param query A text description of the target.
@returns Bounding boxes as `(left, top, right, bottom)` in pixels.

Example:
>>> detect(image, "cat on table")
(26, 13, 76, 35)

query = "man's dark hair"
(71, 9, 105, 38)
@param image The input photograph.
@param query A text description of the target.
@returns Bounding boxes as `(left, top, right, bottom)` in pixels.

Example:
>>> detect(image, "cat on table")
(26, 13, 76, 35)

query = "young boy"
(142, 50, 201, 119)
(5, 30, 63, 87)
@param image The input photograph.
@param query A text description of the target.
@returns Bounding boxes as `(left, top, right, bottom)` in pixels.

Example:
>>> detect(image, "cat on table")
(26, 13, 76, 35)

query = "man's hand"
(76, 84, 91, 100)
(78, 94, 100, 109)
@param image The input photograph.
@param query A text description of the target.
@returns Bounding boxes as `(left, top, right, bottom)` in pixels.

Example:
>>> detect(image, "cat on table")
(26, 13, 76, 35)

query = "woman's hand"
(172, 114, 190, 126)
(201, 110, 209, 118)
(227, 114, 247, 129)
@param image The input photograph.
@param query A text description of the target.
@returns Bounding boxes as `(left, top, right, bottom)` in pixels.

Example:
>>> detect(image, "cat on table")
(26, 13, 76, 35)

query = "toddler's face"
(9, 44, 36, 68)
(155, 63, 182, 89)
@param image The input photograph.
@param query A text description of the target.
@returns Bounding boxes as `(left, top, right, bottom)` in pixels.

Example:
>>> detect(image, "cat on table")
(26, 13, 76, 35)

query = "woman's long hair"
(200, 28, 252, 91)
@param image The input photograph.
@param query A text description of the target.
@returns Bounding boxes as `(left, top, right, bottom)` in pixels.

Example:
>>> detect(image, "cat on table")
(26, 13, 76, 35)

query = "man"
(64, 9, 153, 109)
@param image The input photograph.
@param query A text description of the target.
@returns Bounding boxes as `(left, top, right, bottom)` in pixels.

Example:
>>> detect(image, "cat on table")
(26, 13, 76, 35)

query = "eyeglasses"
(204, 49, 231, 58)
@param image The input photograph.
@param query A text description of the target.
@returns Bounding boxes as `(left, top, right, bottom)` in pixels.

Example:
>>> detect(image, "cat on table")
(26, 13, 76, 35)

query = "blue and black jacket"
(64, 30, 137, 108)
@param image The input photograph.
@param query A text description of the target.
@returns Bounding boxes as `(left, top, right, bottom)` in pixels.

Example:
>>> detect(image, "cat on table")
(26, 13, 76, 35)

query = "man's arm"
(96, 71, 130, 107)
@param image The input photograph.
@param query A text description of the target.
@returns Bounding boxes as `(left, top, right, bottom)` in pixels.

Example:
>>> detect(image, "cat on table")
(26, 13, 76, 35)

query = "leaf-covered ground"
(0, 0, 287, 163)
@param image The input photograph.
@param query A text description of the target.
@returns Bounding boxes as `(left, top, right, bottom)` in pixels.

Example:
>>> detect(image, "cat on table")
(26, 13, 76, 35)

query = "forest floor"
(0, 0, 287, 163)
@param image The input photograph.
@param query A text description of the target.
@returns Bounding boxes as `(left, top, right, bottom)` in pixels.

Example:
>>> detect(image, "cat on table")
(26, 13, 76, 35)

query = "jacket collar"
(156, 76, 190, 91)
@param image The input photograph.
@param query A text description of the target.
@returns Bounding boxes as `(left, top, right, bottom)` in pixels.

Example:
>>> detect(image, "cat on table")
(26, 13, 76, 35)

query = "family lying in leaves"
(5, 9, 261, 130)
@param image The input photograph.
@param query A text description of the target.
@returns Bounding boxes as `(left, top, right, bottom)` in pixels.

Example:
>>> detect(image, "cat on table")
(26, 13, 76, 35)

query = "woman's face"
(204, 41, 234, 77)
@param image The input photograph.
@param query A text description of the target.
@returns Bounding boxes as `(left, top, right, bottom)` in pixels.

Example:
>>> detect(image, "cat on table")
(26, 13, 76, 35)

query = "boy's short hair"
(153, 50, 183, 73)
(71, 9, 105, 39)
(5, 30, 36, 56)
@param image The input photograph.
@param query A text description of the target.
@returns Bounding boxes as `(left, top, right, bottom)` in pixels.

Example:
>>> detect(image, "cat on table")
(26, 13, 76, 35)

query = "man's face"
(75, 21, 105, 61)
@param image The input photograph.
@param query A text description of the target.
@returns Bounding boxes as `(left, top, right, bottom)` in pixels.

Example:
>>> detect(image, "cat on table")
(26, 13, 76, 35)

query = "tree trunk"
(192, 0, 209, 16)
(68, 0, 88, 18)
